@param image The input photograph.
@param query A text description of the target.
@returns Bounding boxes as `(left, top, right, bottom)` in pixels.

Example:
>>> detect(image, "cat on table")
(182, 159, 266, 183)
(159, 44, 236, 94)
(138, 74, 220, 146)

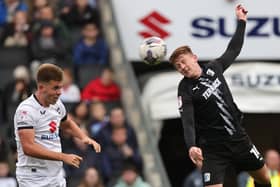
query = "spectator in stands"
(0, 11, 31, 47)
(2, 65, 33, 122)
(78, 167, 104, 187)
(114, 162, 151, 187)
(87, 101, 109, 138)
(82, 68, 121, 102)
(28, 0, 47, 20)
(101, 127, 142, 185)
(64, 127, 100, 187)
(0, 161, 17, 187)
(59, 0, 98, 10)
(70, 101, 89, 127)
(0, 0, 28, 27)
(60, 0, 100, 28)
(60, 67, 81, 103)
(27, 0, 57, 21)
(87, 0, 98, 8)
(32, 5, 71, 44)
(73, 21, 109, 65)
(238, 149, 280, 187)
(97, 107, 138, 149)
(31, 20, 69, 62)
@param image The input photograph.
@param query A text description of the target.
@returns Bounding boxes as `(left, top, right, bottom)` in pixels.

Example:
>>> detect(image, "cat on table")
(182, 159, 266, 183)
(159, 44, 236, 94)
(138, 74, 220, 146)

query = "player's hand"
(82, 137, 101, 153)
(189, 146, 203, 169)
(63, 154, 83, 168)
(236, 4, 248, 21)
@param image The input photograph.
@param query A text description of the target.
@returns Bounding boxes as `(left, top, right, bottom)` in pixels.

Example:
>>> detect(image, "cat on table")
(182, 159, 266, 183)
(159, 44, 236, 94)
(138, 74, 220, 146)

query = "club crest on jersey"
(206, 68, 215, 76)
(19, 110, 28, 120)
(49, 121, 57, 133)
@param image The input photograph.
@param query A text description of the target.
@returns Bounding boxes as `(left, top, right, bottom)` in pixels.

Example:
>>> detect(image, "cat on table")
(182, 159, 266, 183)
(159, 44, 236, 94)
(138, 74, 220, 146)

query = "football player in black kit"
(169, 4, 271, 187)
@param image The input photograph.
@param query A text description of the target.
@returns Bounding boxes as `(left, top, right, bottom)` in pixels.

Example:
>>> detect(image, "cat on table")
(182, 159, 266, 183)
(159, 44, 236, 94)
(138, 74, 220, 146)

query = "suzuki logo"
(49, 121, 57, 133)
(139, 11, 171, 39)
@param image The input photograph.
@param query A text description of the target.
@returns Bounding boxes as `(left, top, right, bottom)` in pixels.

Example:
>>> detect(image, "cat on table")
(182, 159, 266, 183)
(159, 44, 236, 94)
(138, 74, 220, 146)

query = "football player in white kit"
(14, 63, 101, 187)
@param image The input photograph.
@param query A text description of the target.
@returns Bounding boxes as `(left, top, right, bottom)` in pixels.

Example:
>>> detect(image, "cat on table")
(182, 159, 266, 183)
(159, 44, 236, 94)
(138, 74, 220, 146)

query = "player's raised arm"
(216, 4, 248, 72)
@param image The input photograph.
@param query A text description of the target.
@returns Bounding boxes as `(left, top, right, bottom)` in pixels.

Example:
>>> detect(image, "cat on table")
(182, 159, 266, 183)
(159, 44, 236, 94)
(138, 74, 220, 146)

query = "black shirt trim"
(33, 94, 44, 106)
(61, 114, 67, 122)
(18, 126, 34, 130)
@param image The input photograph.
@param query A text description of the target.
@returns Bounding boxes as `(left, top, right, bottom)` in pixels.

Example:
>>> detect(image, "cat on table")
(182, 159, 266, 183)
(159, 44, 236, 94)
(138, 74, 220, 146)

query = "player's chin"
(179, 71, 189, 77)
(51, 97, 59, 104)
(183, 72, 192, 78)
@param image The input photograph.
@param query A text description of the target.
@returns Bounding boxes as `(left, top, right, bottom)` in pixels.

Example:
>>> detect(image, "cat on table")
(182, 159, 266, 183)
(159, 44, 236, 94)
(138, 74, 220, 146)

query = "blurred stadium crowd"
(0, 0, 151, 187)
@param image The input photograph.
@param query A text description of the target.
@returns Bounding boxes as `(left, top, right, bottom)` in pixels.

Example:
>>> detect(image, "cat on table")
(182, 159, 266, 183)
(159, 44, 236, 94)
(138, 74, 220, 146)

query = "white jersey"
(14, 94, 67, 177)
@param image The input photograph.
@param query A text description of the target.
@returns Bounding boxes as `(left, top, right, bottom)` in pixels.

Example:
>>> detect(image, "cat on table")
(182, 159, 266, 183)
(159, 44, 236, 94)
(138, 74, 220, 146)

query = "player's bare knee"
(255, 173, 270, 184)
(261, 174, 271, 184)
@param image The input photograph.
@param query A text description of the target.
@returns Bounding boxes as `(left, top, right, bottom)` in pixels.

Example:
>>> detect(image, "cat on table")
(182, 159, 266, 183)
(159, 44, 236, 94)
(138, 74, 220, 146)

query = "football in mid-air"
(139, 36, 167, 65)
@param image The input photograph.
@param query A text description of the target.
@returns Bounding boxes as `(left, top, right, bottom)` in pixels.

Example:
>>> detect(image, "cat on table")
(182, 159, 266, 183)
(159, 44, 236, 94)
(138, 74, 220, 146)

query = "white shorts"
(17, 175, 66, 187)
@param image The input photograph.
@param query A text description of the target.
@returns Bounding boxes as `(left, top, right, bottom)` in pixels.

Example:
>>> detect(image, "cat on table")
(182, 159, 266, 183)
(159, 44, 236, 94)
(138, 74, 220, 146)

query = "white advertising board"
(142, 63, 280, 120)
(112, 0, 280, 61)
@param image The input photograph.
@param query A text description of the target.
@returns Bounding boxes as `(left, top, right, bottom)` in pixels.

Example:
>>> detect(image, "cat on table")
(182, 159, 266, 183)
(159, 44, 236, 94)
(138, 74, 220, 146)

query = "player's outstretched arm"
(60, 116, 101, 153)
(216, 4, 247, 71)
(18, 128, 83, 168)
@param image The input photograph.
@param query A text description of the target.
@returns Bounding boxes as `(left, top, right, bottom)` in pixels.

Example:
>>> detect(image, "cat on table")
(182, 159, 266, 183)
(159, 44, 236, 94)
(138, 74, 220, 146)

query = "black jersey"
(178, 20, 247, 150)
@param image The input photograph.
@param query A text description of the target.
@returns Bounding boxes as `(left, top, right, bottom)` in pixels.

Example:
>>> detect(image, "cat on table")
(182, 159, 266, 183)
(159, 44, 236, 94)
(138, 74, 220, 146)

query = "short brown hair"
(36, 63, 63, 83)
(169, 45, 193, 64)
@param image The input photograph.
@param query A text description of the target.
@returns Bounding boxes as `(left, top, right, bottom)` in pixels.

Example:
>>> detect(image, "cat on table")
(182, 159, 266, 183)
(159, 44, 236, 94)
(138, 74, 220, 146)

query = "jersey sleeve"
(178, 80, 196, 151)
(14, 106, 35, 130)
(214, 20, 246, 72)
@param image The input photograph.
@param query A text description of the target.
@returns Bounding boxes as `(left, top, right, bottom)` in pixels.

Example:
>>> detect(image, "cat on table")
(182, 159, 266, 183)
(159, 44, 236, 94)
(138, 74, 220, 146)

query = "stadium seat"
(63, 102, 79, 113)
(0, 47, 30, 68)
(0, 47, 30, 89)
(0, 69, 14, 90)
(74, 64, 105, 89)
(70, 27, 82, 46)
(0, 89, 3, 124)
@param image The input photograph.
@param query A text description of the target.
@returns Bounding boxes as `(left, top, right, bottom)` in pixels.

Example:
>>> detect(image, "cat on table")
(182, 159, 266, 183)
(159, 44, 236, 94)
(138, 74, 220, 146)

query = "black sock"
(253, 181, 271, 187)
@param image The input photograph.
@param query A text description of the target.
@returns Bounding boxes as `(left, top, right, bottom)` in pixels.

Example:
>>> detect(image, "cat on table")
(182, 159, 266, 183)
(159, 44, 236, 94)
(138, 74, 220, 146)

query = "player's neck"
(193, 66, 203, 79)
(34, 92, 50, 107)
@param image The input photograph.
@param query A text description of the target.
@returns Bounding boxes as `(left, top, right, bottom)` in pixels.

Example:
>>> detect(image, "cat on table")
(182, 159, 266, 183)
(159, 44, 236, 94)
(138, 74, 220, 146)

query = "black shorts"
(201, 136, 264, 186)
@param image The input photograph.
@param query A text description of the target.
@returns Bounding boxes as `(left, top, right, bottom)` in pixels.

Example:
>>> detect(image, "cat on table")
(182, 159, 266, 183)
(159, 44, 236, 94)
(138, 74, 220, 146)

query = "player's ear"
(193, 54, 198, 61)
(38, 83, 44, 90)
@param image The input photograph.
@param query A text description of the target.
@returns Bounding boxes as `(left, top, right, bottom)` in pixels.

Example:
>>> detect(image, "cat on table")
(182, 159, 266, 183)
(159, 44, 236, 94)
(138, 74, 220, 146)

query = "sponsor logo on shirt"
(202, 78, 221, 100)
(49, 121, 57, 133)
(41, 132, 59, 140)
